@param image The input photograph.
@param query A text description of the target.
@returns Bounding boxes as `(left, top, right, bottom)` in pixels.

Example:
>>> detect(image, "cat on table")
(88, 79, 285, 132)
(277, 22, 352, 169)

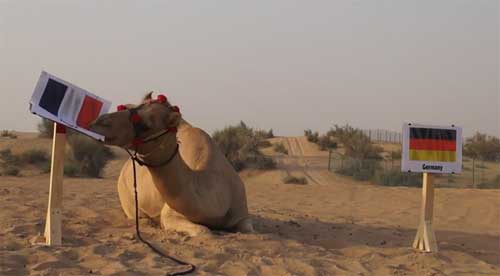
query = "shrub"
(373, 169, 421, 187)
(304, 129, 319, 143)
(1, 130, 17, 139)
(64, 163, 79, 177)
(38, 118, 54, 138)
(20, 149, 48, 164)
(257, 140, 272, 148)
(67, 134, 115, 177)
(213, 121, 276, 172)
(249, 155, 277, 170)
(463, 132, 500, 162)
(318, 134, 337, 151)
(0, 149, 20, 166)
(3, 166, 20, 176)
(283, 175, 308, 185)
(37, 161, 51, 174)
(273, 143, 288, 154)
(329, 124, 382, 159)
(255, 129, 274, 139)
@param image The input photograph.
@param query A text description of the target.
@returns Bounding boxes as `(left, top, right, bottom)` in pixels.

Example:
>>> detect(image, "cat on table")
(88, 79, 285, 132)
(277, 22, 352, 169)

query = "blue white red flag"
(30, 71, 111, 141)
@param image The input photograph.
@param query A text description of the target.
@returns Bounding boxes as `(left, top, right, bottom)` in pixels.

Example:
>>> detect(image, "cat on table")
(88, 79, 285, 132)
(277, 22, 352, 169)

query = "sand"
(0, 134, 499, 275)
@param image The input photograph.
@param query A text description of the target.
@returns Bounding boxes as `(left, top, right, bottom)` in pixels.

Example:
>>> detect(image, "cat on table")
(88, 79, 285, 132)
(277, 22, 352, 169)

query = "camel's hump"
(177, 127, 217, 171)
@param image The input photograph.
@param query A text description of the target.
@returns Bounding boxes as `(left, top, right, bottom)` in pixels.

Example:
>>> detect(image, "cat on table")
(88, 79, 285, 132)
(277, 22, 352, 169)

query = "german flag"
(409, 127, 457, 162)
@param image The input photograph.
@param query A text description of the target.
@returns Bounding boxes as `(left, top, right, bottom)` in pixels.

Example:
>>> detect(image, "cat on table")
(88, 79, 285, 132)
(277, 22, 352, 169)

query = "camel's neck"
(134, 121, 193, 206)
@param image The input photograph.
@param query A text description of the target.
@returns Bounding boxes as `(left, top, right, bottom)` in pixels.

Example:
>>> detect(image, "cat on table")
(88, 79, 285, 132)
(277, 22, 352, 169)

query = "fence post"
(472, 158, 475, 188)
(328, 150, 332, 171)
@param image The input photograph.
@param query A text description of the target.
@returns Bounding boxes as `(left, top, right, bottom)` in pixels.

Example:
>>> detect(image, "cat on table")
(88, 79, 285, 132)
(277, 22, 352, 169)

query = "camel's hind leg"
(160, 204, 211, 237)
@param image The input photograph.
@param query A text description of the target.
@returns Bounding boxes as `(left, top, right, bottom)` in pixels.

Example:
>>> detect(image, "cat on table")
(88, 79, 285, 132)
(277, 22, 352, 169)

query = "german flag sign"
(402, 123, 462, 174)
(30, 71, 111, 141)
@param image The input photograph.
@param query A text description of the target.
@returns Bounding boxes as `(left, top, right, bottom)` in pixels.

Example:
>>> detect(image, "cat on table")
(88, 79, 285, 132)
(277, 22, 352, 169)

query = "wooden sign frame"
(44, 122, 66, 246)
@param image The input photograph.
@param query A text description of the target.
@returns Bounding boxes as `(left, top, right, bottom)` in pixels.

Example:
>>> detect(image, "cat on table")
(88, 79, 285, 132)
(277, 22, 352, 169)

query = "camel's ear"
(142, 91, 153, 103)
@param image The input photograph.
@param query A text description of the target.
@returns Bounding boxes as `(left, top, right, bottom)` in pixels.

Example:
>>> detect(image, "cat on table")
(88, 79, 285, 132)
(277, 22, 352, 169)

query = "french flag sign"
(30, 71, 111, 141)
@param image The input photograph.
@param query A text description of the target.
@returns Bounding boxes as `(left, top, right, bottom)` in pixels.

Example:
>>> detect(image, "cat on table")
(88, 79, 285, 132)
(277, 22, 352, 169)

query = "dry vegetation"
(212, 121, 276, 171)
(0, 119, 115, 178)
(282, 175, 308, 185)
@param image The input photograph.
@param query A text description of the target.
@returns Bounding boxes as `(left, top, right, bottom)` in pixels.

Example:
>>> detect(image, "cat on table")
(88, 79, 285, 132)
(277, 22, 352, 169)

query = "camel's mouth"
(104, 136, 116, 143)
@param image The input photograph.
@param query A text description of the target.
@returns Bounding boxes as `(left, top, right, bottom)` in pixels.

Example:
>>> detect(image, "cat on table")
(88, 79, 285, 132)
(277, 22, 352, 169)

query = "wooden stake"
(412, 172, 438, 252)
(44, 123, 66, 246)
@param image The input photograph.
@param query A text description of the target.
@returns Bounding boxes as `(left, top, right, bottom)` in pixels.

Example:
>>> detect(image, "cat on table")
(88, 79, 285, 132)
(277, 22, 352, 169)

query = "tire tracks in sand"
(278, 137, 324, 185)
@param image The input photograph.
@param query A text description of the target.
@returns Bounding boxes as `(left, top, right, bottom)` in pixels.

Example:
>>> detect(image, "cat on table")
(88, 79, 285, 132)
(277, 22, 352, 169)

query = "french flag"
(30, 71, 111, 140)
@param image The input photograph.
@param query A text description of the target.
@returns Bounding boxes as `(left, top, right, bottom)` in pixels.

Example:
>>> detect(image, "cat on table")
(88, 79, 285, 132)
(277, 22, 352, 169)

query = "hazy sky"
(0, 1, 498, 137)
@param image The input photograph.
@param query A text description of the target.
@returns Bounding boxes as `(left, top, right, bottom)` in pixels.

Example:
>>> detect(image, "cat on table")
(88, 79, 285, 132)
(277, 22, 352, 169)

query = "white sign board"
(401, 123, 462, 174)
(30, 71, 111, 141)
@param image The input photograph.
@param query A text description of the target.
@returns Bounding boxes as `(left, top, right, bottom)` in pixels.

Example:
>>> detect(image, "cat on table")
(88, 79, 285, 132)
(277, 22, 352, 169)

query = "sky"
(0, 0, 498, 137)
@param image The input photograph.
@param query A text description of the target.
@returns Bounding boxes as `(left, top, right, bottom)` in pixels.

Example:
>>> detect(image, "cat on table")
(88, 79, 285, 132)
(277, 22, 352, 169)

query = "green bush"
(37, 161, 51, 174)
(249, 155, 277, 170)
(213, 121, 276, 172)
(3, 166, 20, 176)
(273, 143, 288, 154)
(464, 132, 500, 162)
(38, 118, 54, 138)
(0, 149, 20, 166)
(1, 130, 17, 139)
(283, 175, 308, 185)
(20, 149, 48, 164)
(67, 134, 115, 178)
(64, 163, 79, 177)
(373, 169, 421, 187)
(318, 134, 337, 151)
(255, 129, 274, 139)
(304, 129, 319, 143)
(329, 124, 382, 159)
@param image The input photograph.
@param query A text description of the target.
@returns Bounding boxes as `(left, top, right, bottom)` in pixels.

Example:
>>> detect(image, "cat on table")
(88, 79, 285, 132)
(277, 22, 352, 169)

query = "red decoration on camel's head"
(171, 106, 180, 113)
(130, 113, 141, 123)
(117, 105, 128, 111)
(156, 94, 167, 104)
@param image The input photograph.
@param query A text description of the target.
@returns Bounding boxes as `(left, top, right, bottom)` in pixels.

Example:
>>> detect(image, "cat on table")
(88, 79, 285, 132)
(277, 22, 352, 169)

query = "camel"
(89, 93, 253, 236)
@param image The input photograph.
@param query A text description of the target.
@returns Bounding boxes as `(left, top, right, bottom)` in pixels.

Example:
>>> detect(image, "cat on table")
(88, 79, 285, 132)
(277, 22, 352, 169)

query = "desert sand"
(1, 133, 499, 275)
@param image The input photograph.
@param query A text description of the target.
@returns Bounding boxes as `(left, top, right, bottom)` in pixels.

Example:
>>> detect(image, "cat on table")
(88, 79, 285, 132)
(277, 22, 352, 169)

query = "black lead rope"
(128, 149, 196, 276)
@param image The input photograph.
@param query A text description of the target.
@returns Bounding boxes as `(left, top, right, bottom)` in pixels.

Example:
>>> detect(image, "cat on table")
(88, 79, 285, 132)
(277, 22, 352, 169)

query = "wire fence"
(328, 151, 500, 188)
(362, 129, 402, 143)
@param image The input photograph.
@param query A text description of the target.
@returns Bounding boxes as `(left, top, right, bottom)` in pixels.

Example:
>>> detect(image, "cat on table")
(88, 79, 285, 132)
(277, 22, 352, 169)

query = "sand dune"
(0, 135, 499, 275)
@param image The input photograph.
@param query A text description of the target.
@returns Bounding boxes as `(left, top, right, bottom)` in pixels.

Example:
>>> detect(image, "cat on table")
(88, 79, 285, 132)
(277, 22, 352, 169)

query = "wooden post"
(44, 123, 66, 246)
(328, 150, 332, 171)
(472, 158, 475, 188)
(413, 173, 438, 252)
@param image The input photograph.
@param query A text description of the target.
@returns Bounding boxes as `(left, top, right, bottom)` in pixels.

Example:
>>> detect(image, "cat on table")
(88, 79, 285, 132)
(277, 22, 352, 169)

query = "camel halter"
(116, 94, 179, 148)
(118, 95, 196, 276)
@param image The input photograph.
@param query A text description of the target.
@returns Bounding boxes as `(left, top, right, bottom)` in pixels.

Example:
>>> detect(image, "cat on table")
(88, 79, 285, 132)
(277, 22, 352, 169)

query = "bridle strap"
(126, 146, 196, 276)
(129, 143, 179, 168)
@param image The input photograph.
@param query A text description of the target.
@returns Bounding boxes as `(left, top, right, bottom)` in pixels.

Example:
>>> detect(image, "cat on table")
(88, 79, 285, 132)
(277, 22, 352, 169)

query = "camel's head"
(89, 92, 181, 148)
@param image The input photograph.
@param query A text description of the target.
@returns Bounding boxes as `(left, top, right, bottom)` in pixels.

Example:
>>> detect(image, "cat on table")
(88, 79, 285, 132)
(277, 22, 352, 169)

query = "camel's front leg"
(160, 204, 211, 237)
